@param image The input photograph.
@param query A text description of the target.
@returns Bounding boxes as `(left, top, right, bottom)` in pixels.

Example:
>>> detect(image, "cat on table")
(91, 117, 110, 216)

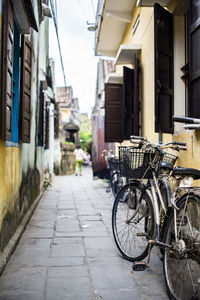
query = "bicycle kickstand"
(146, 240, 155, 267)
(132, 240, 154, 271)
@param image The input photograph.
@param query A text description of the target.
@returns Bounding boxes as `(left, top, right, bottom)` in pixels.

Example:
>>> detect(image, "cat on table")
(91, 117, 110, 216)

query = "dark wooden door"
(105, 83, 123, 142)
(188, 0, 200, 118)
(154, 3, 174, 134)
(123, 66, 134, 139)
(133, 55, 140, 136)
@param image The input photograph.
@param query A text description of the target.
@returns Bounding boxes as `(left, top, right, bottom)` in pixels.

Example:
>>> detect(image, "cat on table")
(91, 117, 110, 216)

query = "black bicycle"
(112, 137, 200, 300)
(102, 150, 125, 197)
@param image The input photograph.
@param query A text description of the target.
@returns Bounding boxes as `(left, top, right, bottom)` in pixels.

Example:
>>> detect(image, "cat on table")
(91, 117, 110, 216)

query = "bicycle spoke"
(112, 183, 154, 262)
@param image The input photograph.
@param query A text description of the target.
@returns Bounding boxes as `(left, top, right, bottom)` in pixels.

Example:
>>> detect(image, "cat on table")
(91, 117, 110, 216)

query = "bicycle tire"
(110, 171, 123, 197)
(163, 193, 200, 300)
(112, 181, 155, 262)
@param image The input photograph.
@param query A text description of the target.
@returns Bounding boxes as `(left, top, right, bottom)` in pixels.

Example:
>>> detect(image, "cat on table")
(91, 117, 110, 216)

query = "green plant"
(43, 174, 52, 191)
(63, 141, 74, 145)
(80, 115, 92, 153)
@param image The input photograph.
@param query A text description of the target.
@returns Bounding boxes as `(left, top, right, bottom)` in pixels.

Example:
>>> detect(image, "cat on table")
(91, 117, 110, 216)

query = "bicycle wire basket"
(119, 146, 162, 179)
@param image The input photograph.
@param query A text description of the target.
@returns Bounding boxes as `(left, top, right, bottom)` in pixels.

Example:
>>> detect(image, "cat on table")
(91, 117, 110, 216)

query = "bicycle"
(102, 149, 125, 197)
(112, 136, 200, 300)
(112, 139, 179, 261)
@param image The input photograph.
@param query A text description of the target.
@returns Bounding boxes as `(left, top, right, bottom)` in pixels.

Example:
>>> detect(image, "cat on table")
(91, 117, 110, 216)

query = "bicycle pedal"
(136, 232, 148, 237)
(132, 261, 147, 271)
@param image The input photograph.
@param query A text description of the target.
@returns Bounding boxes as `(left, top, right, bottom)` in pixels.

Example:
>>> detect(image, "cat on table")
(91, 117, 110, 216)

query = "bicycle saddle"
(172, 167, 200, 180)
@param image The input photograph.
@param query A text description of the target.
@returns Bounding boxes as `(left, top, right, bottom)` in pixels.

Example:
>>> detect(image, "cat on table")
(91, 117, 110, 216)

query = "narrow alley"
(0, 167, 168, 300)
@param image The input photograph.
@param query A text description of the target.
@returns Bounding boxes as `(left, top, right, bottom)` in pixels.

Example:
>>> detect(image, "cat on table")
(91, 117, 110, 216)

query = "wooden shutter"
(154, 3, 174, 134)
(123, 66, 134, 139)
(105, 83, 123, 142)
(45, 103, 49, 149)
(38, 82, 45, 146)
(133, 55, 140, 136)
(20, 35, 32, 143)
(0, 0, 14, 140)
(188, 0, 200, 118)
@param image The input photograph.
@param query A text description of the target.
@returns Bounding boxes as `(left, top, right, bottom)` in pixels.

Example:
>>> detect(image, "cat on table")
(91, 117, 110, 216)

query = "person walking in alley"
(74, 145, 85, 176)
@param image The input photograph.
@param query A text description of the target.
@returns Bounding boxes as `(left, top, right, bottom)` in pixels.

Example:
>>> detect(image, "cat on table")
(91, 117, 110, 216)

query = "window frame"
(104, 56, 140, 142)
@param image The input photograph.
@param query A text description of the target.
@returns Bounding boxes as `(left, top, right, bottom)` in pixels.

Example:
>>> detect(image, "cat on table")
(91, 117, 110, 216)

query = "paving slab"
(0, 167, 169, 299)
(94, 288, 143, 300)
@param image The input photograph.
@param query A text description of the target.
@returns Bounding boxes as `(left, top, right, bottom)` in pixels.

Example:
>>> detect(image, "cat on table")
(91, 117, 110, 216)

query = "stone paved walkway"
(0, 167, 169, 299)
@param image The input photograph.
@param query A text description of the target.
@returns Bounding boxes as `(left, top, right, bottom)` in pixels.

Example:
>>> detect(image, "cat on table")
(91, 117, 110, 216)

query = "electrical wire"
(78, 0, 89, 21)
(49, 0, 67, 87)
(78, 0, 96, 22)
(90, 0, 96, 18)
(54, 0, 58, 22)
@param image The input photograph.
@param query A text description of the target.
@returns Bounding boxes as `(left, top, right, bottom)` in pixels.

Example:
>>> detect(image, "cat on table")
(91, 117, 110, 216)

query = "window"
(45, 102, 50, 149)
(154, 3, 174, 134)
(38, 82, 45, 146)
(155, 1, 200, 126)
(38, 82, 50, 149)
(0, 0, 14, 141)
(19, 35, 32, 143)
(188, 0, 200, 118)
(105, 83, 123, 142)
(104, 55, 140, 142)
(12, 20, 21, 143)
(0, 0, 35, 143)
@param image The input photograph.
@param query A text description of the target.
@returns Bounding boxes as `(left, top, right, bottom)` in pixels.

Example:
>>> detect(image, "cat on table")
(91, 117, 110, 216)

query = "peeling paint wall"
(0, 1, 55, 252)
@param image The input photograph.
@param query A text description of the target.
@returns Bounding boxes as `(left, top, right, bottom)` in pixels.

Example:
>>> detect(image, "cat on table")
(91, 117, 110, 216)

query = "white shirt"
(74, 148, 85, 161)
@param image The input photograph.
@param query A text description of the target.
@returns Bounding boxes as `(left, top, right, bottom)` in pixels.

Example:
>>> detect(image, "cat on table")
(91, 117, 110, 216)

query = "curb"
(0, 190, 44, 275)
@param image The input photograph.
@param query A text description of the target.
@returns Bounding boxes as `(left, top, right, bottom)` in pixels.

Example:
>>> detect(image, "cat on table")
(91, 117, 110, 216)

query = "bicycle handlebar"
(170, 141, 186, 146)
(173, 115, 200, 124)
(177, 145, 187, 151)
(130, 135, 187, 151)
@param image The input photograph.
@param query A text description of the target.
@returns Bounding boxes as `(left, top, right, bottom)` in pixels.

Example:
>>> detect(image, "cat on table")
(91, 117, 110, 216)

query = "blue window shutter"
(11, 21, 20, 143)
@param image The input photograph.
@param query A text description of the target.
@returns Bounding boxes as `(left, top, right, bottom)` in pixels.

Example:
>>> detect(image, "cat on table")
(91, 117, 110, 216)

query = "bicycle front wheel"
(112, 182, 154, 262)
(163, 193, 200, 300)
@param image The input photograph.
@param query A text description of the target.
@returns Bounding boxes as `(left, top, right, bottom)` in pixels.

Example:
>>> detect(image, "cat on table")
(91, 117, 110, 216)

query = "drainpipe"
(158, 133, 162, 144)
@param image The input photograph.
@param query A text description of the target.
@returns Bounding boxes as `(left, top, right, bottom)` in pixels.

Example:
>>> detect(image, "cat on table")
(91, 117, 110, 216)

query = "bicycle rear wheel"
(163, 194, 200, 300)
(112, 181, 154, 262)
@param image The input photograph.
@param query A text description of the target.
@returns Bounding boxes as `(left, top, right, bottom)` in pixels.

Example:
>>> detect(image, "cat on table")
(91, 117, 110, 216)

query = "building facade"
(56, 86, 81, 145)
(95, 0, 200, 171)
(0, 0, 57, 252)
(92, 59, 115, 178)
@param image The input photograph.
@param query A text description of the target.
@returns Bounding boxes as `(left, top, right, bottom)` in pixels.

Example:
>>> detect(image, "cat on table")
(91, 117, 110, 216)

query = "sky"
(49, 0, 99, 115)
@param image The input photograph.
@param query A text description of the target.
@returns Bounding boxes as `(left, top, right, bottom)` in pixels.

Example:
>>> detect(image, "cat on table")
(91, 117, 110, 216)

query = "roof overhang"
(114, 44, 141, 65)
(105, 73, 123, 84)
(11, 0, 38, 33)
(136, 0, 170, 6)
(137, 0, 188, 15)
(96, 0, 136, 57)
(64, 123, 79, 133)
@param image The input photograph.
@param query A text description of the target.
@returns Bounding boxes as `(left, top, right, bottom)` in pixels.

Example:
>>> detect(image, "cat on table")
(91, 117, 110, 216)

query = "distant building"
(92, 59, 115, 178)
(56, 86, 81, 144)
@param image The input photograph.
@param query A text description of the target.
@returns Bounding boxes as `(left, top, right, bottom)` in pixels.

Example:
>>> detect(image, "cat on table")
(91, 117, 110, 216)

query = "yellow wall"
(116, 0, 200, 172)
(120, 6, 158, 143)
(0, 1, 21, 231)
(0, 142, 21, 226)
